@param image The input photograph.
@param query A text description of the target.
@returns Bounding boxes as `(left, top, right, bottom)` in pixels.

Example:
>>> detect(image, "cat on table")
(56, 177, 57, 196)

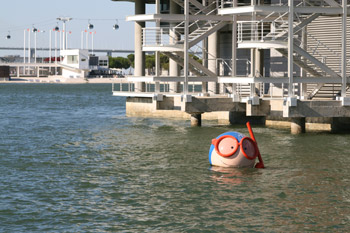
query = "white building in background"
(60, 49, 90, 78)
(111, 0, 349, 103)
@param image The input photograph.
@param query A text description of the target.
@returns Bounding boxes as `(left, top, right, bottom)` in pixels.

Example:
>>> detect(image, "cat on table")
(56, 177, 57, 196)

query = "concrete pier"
(134, 0, 145, 92)
(119, 95, 350, 133)
(291, 117, 306, 134)
(190, 113, 202, 127)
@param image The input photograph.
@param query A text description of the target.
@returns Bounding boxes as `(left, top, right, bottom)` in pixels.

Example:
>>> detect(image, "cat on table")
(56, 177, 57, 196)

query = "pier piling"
(190, 113, 202, 127)
(291, 117, 306, 134)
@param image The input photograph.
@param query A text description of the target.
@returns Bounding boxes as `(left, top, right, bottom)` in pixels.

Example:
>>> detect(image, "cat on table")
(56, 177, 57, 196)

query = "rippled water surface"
(0, 84, 349, 232)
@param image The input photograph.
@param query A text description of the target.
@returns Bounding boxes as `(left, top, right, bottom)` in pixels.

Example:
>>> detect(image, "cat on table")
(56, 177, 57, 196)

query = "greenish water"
(0, 84, 349, 232)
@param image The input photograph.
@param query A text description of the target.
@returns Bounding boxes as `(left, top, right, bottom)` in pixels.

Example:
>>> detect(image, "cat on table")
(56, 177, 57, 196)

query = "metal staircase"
(163, 51, 216, 77)
(141, 0, 230, 77)
(260, 5, 344, 100)
(142, 0, 228, 51)
(171, 0, 213, 15)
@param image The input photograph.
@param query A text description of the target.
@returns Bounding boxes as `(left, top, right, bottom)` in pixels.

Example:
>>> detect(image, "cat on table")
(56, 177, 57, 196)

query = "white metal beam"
(126, 14, 233, 22)
(218, 76, 346, 84)
(288, 0, 294, 97)
(126, 76, 217, 82)
(184, 0, 189, 95)
(218, 5, 349, 15)
(341, 0, 347, 97)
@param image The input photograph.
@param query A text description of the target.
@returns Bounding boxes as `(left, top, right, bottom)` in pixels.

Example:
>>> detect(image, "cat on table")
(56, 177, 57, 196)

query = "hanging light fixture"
(88, 19, 94, 30)
(6, 31, 11, 39)
(54, 23, 59, 31)
(113, 20, 119, 30)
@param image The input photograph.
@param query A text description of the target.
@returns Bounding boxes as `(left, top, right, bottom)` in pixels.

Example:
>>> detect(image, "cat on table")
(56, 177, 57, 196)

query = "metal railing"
(217, 0, 345, 8)
(112, 79, 205, 95)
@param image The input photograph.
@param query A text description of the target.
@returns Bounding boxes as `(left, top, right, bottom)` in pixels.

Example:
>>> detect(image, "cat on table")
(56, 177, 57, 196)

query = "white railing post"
(288, 0, 294, 98)
(341, 0, 347, 97)
(184, 0, 189, 95)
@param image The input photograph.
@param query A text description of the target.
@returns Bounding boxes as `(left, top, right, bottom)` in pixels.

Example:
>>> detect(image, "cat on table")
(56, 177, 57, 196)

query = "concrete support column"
(255, 49, 264, 77)
(17, 66, 20, 78)
(255, 49, 264, 95)
(250, 49, 256, 96)
(208, 32, 218, 95)
(169, 0, 181, 93)
(291, 117, 305, 134)
(134, 0, 145, 92)
(190, 113, 202, 126)
(331, 117, 350, 133)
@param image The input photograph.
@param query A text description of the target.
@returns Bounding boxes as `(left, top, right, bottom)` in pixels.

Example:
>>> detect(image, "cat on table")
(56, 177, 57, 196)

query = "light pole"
(55, 27, 58, 75)
(32, 26, 37, 63)
(23, 29, 26, 75)
(57, 17, 72, 50)
(28, 28, 31, 65)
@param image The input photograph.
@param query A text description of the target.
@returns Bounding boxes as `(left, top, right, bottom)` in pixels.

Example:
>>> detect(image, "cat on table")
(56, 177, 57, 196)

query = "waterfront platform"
(119, 93, 350, 134)
(0, 76, 120, 84)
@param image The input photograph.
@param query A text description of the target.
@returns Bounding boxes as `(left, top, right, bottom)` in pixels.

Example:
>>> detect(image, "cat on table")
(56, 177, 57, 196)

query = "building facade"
(112, 0, 350, 132)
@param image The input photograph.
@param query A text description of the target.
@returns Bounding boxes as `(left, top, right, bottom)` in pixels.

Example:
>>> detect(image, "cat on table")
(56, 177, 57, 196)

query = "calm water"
(0, 84, 349, 232)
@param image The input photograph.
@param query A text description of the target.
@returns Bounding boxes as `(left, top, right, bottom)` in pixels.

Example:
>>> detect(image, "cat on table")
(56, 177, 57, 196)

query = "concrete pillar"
(208, 32, 218, 95)
(255, 49, 264, 77)
(331, 117, 350, 133)
(250, 49, 256, 96)
(291, 117, 305, 134)
(255, 49, 264, 95)
(191, 113, 202, 126)
(134, 0, 145, 92)
(17, 66, 20, 77)
(229, 111, 265, 125)
(169, 0, 181, 93)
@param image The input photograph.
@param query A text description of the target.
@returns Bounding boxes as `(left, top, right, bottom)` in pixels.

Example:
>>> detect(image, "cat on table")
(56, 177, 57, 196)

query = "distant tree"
(144, 53, 170, 74)
(127, 54, 135, 68)
(145, 54, 155, 74)
(109, 56, 131, 69)
(160, 53, 169, 71)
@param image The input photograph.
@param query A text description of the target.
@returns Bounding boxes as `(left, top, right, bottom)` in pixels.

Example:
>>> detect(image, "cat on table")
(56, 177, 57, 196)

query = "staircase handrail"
(174, 1, 218, 32)
(142, 27, 184, 46)
(293, 36, 341, 75)
(217, 0, 316, 8)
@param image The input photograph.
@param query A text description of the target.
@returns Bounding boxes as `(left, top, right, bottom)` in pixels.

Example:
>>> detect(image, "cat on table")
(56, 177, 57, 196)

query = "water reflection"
(210, 166, 252, 185)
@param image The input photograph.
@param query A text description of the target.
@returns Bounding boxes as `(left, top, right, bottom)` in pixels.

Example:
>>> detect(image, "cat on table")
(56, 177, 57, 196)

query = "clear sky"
(0, 0, 154, 57)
